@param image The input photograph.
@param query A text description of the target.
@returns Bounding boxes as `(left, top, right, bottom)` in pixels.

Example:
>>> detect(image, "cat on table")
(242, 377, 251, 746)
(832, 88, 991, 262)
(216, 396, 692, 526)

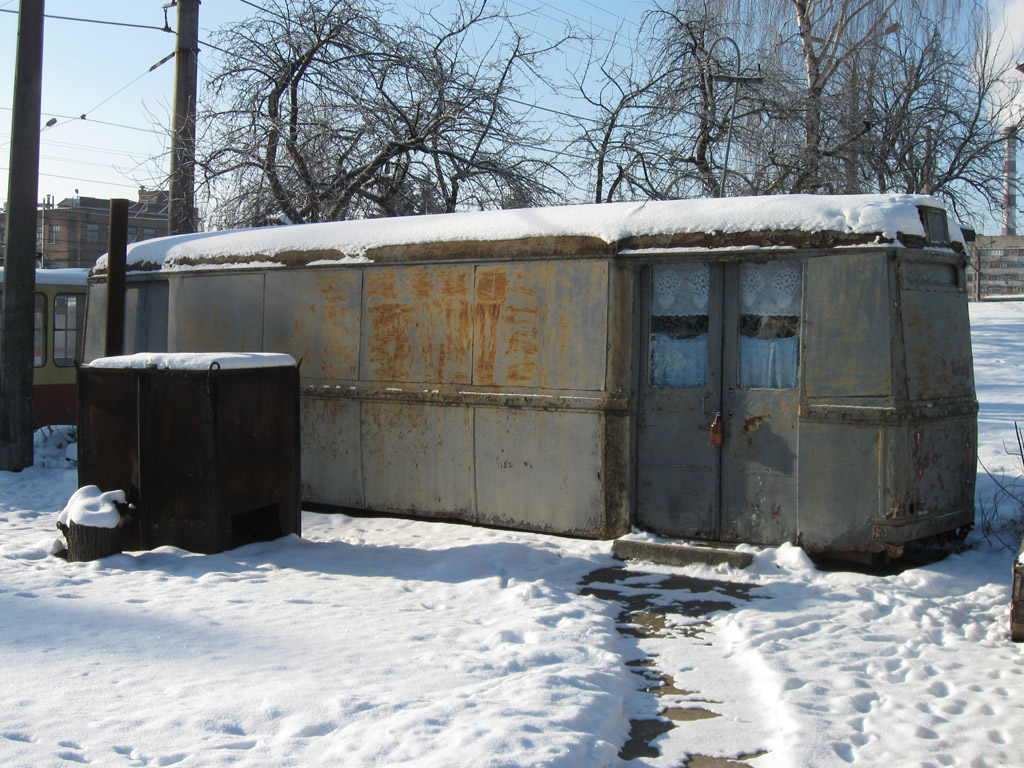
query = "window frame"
(52, 292, 82, 367)
(33, 291, 47, 367)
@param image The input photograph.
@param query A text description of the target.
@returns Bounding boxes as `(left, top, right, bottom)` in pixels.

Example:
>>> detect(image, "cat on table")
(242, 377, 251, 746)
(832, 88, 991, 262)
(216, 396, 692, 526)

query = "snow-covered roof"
(0, 268, 90, 285)
(94, 194, 963, 273)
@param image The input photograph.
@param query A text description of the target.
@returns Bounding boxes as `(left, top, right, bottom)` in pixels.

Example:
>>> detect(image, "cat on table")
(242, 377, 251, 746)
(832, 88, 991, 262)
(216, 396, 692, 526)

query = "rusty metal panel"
(797, 421, 881, 550)
(804, 253, 892, 398)
(361, 401, 474, 515)
(901, 287, 974, 401)
(473, 261, 608, 390)
(901, 417, 976, 519)
(474, 264, 540, 386)
(719, 398, 800, 545)
(85, 280, 168, 360)
(600, 411, 633, 538)
(474, 407, 605, 534)
(264, 270, 361, 381)
(541, 261, 608, 390)
(169, 273, 264, 352)
(300, 396, 362, 506)
(124, 280, 168, 354)
(83, 282, 108, 362)
(360, 265, 473, 384)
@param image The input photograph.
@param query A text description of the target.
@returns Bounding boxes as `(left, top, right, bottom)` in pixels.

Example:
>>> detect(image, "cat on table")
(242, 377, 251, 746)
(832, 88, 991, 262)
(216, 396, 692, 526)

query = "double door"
(636, 260, 802, 544)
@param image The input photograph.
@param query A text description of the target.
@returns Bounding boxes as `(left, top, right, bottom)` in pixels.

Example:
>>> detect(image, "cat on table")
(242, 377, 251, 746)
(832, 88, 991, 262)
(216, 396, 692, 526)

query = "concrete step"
(612, 538, 754, 570)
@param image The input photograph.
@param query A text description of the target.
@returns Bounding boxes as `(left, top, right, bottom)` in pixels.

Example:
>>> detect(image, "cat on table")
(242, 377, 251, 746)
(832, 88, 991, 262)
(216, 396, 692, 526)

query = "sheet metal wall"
(96, 260, 630, 537)
(82, 242, 977, 551)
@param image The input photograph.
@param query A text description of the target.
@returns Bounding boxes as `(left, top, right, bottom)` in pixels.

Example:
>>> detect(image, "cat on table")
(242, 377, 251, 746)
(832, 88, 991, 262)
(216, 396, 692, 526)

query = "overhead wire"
(0, 167, 148, 189)
(0, 106, 167, 136)
(0, 8, 172, 33)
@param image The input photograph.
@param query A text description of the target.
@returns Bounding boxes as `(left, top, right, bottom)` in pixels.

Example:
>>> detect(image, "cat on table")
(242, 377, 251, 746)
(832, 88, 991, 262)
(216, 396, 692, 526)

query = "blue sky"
(0, 0, 648, 209)
(1, 0, 1021, 231)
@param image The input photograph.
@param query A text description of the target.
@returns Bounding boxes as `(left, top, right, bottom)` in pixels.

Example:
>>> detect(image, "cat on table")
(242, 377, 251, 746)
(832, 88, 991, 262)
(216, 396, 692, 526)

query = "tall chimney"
(1005, 127, 1017, 237)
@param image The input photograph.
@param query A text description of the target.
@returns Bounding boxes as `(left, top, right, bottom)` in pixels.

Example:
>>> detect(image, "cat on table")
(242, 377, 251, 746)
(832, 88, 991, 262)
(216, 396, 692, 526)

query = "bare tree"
(570, 0, 1022, 227)
(199, 0, 559, 227)
(568, 31, 674, 203)
(569, 0, 764, 202)
(864, 2, 1024, 221)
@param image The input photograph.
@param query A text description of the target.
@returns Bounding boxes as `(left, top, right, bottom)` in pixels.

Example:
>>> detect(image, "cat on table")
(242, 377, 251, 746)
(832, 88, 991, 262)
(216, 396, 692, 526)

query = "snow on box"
(85, 352, 297, 370)
(95, 193, 962, 272)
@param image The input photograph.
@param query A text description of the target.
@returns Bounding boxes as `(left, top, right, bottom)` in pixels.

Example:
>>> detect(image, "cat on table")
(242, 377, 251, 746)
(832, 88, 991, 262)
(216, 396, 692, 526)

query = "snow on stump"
(56, 486, 133, 562)
(1013, 540, 1024, 643)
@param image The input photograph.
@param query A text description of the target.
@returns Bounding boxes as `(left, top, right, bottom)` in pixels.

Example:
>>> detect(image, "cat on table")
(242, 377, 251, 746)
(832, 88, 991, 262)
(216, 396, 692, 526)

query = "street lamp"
(709, 35, 763, 197)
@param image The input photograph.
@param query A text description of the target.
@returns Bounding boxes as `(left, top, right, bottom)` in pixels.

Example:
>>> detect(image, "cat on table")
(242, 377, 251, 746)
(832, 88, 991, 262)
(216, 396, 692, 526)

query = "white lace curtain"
(739, 262, 801, 390)
(650, 264, 709, 387)
(649, 261, 802, 390)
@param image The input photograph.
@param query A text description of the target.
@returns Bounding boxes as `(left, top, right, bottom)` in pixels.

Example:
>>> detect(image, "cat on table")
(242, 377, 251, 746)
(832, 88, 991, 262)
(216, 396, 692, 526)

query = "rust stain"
(742, 414, 769, 444)
(366, 303, 416, 381)
(474, 267, 507, 384)
(317, 275, 360, 379)
(474, 266, 540, 386)
(439, 268, 470, 297)
(364, 266, 473, 382)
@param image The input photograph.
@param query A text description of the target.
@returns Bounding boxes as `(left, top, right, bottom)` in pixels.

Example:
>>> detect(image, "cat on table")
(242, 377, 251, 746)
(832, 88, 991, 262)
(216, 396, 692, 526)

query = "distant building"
(967, 235, 1024, 299)
(0, 190, 169, 269)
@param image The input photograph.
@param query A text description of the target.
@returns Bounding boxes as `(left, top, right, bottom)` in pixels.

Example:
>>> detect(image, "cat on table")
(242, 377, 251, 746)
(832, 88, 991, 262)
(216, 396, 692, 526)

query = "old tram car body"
(82, 195, 977, 556)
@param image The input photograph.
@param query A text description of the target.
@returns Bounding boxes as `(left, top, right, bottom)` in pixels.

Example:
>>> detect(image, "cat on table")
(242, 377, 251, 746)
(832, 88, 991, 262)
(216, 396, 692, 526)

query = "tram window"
(53, 293, 82, 366)
(34, 292, 47, 367)
(649, 263, 710, 387)
(738, 262, 801, 389)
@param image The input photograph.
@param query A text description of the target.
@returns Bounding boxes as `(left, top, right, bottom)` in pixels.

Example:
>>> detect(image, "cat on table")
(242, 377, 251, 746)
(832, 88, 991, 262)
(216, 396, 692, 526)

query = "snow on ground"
(2, 302, 1023, 768)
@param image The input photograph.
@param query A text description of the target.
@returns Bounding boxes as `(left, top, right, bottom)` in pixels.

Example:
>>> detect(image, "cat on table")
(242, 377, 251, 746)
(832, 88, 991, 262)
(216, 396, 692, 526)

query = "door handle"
(708, 412, 723, 447)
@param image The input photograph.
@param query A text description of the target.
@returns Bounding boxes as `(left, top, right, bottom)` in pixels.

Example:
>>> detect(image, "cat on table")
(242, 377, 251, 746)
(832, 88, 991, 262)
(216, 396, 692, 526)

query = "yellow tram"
(0, 268, 88, 428)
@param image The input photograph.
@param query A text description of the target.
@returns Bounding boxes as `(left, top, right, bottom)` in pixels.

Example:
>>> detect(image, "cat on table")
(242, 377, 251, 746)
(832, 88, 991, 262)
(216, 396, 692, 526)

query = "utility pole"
(169, 0, 199, 235)
(1, 0, 45, 471)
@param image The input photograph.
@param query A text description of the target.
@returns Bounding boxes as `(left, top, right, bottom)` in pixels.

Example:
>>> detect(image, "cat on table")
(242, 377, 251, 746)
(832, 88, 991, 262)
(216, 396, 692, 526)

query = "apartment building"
(967, 234, 1024, 299)
(0, 190, 169, 269)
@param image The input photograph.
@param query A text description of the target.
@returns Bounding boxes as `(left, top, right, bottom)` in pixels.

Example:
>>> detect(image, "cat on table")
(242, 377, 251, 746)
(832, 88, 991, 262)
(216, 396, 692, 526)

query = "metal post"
(105, 200, 129, 358)
(712, 36, 741, 197)
(169, 0, 200, 235)
(709, 36, 762, 198)
(0, 0, 45, 471)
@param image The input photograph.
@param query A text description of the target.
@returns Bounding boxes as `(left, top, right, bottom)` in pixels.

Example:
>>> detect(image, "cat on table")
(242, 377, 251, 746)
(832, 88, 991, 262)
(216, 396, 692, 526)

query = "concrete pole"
(0, 0, 45, 471)
(169, 0, 200, 235)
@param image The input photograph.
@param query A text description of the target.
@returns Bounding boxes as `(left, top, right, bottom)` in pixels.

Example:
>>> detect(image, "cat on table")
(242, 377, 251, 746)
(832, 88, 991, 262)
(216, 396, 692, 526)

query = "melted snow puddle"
(580, 566, 769, 766)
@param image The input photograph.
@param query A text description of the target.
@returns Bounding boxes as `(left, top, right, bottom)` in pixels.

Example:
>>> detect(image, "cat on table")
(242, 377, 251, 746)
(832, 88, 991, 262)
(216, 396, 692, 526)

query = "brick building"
(0, 190, 169, 269)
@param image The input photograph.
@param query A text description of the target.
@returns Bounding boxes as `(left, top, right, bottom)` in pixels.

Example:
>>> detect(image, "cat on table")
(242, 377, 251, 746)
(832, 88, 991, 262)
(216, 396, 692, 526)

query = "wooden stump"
(1013, 543, 1024, 643)
(57, 519, 123, 562)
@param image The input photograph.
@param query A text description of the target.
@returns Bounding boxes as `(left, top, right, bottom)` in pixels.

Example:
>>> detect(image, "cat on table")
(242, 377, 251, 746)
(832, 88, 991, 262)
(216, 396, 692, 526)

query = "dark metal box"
(77, 356, 300, 554)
